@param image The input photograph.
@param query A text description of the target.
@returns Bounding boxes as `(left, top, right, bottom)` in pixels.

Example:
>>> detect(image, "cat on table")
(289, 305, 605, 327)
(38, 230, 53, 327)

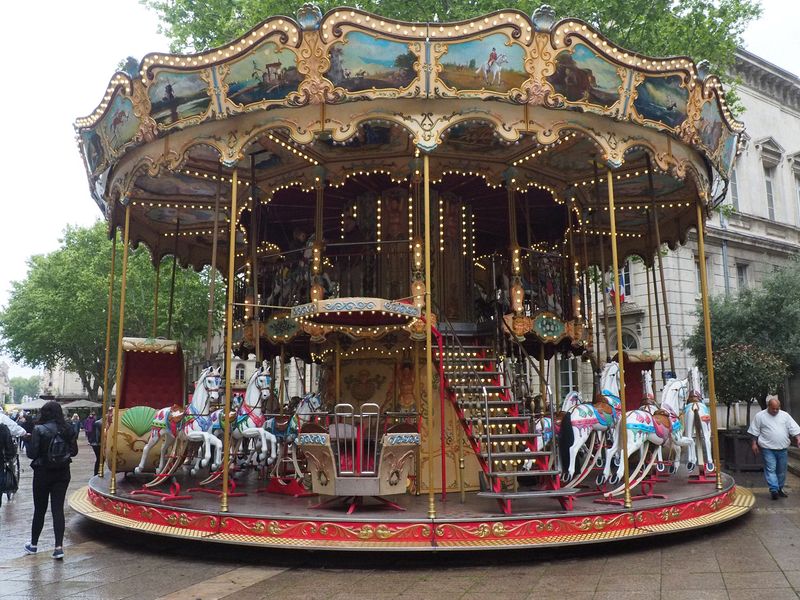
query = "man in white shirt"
(0, 412, 26, 438)
(748, 397, 800, 500)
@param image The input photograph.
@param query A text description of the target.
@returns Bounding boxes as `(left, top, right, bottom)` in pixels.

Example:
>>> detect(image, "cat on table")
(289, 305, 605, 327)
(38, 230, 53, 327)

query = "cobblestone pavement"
(2, 443, 800, 599)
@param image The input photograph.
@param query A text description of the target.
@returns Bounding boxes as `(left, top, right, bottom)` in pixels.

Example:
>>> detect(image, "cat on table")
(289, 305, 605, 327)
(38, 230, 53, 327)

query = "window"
(621, 331, 639, 351)
(559, 356, 579, 394)
(235, 363, 245, 382)
(764, 166, 776, 221)
(621, 261, 632, 298)
(796, 175, 800, 223)
(730, 168, 739, 211)
(695, 256, 712, 295)
(736, 263, 749, 290)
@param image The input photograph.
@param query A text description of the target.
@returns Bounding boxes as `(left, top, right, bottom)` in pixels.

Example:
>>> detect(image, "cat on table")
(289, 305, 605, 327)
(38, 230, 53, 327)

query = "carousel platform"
(70, 470, 753, 551)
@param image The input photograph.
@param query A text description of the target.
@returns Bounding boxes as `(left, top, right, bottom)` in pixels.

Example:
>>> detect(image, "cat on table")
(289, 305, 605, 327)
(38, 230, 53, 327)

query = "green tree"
(144, 0, 760, 98)
(686, 257, 800, 418)
(0, 222, 225, 403)
(9, 375, 41, 401)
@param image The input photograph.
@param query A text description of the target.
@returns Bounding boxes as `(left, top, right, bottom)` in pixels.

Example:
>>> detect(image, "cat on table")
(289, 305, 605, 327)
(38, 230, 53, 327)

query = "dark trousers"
(31, 468, 71, 547)
(90, 444, 101, 475)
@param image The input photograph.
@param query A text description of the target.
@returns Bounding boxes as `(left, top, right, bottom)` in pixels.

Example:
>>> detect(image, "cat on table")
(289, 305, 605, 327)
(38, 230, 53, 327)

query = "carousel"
(70, 4, 754, 550)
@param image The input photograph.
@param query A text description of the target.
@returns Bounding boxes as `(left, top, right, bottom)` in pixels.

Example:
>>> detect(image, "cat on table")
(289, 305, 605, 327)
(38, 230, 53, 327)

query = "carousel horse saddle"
(652, 411, 673, 440)
(590, 401, 615, 428)
(272, 416, 293, 433)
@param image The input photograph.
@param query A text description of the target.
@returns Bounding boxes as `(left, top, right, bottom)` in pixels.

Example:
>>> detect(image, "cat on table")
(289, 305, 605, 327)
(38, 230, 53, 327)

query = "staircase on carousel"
(438, 324, 577, 514)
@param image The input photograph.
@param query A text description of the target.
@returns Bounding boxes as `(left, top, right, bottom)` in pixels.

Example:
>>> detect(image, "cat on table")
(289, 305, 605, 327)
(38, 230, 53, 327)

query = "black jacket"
(0, 424, 15, 462)
(26, 422, 78, 469)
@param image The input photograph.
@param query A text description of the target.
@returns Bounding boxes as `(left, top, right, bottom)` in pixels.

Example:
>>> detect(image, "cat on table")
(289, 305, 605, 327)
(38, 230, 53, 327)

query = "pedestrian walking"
(84, 412, 96, 441)
(71, 413, 81, 437)
(24, 401, 78, 559)
(748, 396, 800, 500)
(88, 415, 103, 476)
(0, 421, 18, 507)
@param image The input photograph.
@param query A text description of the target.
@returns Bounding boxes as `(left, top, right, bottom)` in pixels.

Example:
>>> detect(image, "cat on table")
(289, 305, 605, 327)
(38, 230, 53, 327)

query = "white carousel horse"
(557, 361, 622, 484)
(601, 374, 697, 492)
(684, 366, 715, 472)
(522, 415, 554, 471)
(210, 363, 278, 467)
(560, 390, 583, 412)
(476, 54, 509, 85)
(135, 366, 222, 475)
(638, 369, 667, 471)
(264, 391, 323, 480)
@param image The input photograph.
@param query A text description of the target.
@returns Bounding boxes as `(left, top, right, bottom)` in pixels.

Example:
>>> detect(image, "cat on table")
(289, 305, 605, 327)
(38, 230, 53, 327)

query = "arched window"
(621, 331, 639, 351)
(235, 363, 245, 382)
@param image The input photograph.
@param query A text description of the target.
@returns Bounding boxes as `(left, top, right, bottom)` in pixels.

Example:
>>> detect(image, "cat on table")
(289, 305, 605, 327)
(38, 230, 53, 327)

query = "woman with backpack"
(24, 401, 78, 560)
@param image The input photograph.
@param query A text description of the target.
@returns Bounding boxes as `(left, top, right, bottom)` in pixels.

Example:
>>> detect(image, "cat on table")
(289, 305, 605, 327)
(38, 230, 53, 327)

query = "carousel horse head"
(197, 365, 222, 402)
(642, 370, 655, 405)
(660, 375, 688, 414)
(599, 361, 620, 400)
(252, 362, 272, 403)
(687, 366, 704, 403)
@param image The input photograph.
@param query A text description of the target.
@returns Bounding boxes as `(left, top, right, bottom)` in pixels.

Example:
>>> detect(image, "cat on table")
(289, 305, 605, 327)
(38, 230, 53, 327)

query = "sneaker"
(52, 548, 64, 560)
(771, 490, 779, 500)
(779, 489, 789, 498)
(24, 543, 37, 555)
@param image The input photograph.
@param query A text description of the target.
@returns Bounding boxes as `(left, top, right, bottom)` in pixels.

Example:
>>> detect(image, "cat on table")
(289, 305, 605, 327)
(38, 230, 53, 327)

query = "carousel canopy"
(75, 4, 743, 270)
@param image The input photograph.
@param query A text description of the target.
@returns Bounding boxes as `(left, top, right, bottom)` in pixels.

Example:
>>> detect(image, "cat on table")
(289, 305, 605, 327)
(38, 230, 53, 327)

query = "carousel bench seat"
(298, 404, 420, 500)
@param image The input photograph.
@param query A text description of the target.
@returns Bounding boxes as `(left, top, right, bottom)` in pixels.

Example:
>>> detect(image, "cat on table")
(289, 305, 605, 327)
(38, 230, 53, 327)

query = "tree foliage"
(0, 222, 225, 402)
(144, 0, 760, 94)
(9, 376, 41, 401)
(686, 257, 800, 409)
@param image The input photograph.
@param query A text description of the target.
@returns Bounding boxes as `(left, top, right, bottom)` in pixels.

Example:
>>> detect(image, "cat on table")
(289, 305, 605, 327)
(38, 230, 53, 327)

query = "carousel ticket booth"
(70, 4, 754, 550)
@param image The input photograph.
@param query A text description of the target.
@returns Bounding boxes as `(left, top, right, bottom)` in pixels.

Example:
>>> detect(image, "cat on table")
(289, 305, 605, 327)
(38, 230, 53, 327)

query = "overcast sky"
(0, 0, 797, 379)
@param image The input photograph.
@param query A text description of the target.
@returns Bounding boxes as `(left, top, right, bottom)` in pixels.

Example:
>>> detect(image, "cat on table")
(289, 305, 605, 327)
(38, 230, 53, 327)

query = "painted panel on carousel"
(80, 129, 106, 176)
(318, 124, 395, 150)
(443, 122, 509, 155)
(437, 34, 526, 93)
(696, 100, 725, 155)
(148, 70, 212, 128)
(99, 94, 140, 154)
(547, 44, 621, 108)
(223, 41, 300, 110)
(135, 172, 219, 198)
(632, 75, 688, 130)
(145, 206, 219, 226)
(719, 132, 738, 178)
(325, 31, 416, 93)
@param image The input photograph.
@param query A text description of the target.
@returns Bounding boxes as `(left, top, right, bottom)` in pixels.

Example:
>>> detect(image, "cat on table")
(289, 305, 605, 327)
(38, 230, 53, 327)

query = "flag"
(606, 270, 626, 303)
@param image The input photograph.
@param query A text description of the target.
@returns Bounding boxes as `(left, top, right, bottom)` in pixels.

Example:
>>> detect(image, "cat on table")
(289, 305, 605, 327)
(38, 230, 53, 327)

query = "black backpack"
(42, 424, 71, 468)
(0, 423, 14, 462)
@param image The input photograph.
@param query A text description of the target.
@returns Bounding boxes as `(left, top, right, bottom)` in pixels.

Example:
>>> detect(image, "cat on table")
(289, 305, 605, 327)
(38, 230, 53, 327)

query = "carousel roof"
(75, 4, 744, 270)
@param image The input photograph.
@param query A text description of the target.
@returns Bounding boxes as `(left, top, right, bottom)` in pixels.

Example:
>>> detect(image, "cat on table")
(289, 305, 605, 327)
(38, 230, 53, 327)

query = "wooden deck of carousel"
(70, 469, 753, 551)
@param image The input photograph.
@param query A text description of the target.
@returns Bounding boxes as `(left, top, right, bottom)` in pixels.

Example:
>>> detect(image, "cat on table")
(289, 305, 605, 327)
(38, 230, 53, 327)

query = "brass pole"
(424, 153, 436, 520)
(250, 155, 261, 363)
(221, 168, 239, 513)
(645, 252, 654, 350)
(607, 169, 632, 508)
(205, 168, 223, 364)
(594, 162, 611, 362)
(581, 208, 593, 350)
(648, 157, 675, 375)
(414, 341, 421, 496)
(539, 345, 546, 407)
(151, 256, 160, 338)
(109, 204, 131, 494)
(166, 219, 180, 339)
(696, 198, 723, 489)
(98, 232, 117, 477)
(648, 214, 667, 381)
(334, 339, 341, 404)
